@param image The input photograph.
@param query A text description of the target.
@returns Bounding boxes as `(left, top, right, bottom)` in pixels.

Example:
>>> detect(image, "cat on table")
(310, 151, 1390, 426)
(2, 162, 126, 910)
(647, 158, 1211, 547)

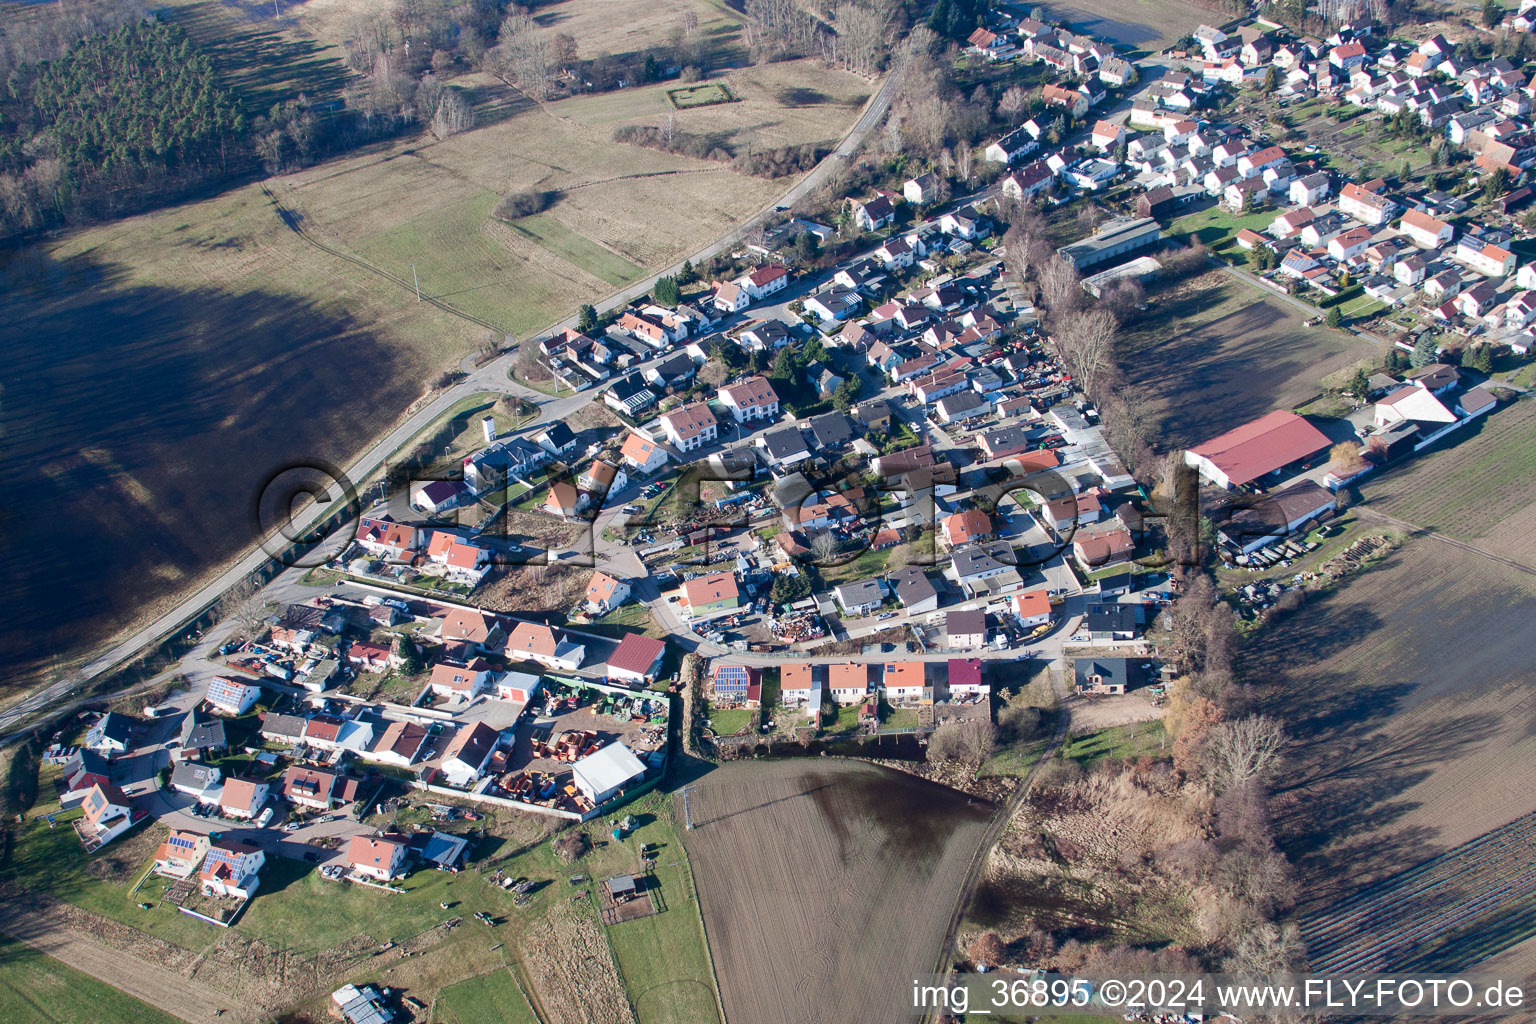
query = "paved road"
(3, 71, 899, 739)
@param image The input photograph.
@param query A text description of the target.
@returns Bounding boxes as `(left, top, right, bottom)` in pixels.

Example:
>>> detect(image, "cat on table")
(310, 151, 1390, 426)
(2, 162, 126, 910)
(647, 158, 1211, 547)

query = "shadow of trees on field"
(169, 2, 353, 116)
(0, 248, 419, 687)
(1239, 565, 1513, 899)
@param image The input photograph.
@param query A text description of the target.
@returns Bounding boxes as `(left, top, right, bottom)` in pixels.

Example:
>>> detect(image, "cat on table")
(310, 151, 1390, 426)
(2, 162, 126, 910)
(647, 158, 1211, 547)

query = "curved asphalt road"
(0, 72, 898, 739)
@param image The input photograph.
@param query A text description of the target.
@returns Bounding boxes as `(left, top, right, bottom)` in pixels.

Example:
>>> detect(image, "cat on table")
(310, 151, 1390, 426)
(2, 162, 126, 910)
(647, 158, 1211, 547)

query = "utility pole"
(413, 264, 421, 302)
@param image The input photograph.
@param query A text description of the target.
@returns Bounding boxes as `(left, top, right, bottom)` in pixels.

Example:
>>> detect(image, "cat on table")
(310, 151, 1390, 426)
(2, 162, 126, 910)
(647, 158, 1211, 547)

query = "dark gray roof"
(87, 713, 134, 746)
(835, 578, 883, 608)
(1075, 657, 1133, 690)
(807, 412, 855, 449)
(260, 712, 309, 741)
(1084, 602, 1141, 634)
(888, 566, 937, 606)
(761, 427, 810, 461)
(179, 709, 227, 751)
(170, 761, 220, 790)
(538, 421, 576, 448)
(946, 609, 986, 634)
(951, 541, 1018, 580)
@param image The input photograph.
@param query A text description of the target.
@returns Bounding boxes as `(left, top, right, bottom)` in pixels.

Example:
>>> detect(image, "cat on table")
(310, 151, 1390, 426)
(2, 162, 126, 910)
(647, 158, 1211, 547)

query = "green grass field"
(0, 934, 181, 1024)
(1062, 720, 1168, 766)
(510, 214, 647, 289)
(705, 706, 753, 735)
(669, 83, 735, 108)
(1165, 204, 1275, 248)
(608, 859, 723, 1024)
(434, 967, 540, 1024)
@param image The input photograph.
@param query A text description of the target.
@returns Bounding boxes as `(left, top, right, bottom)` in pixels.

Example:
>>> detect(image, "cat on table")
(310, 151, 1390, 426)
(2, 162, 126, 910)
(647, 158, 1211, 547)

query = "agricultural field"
(0, 933, 182, 1024)
(681, 759, 993, 1024)
(1038, 0, 1211, 53)
(1360, 398, 1536, 563)
(0, 0, 873, 696)
(1118, 272, 1375, 448)
(1243, 536, 1536, 919)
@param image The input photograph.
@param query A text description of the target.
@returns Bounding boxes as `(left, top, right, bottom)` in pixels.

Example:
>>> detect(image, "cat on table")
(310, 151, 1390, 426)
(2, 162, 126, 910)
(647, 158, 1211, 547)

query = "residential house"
(709, 663, 762, 706)
(578, 459, 628, 503)
(585, 571, 631, 615)
(1400, 207, 1454, 249)
(533, 422, 578, 458)
(619, 432, 669, 475)
(757, 427, 812, 466)
(437, 606, 505, 653)
(779, 664, 821, 713)
(947, 658, 988, 699)
(169, 761, 222, 801)
(199, 839, 265, 899)
(680, 572, 741, 619)
(850, 195, 897, 232)
(736, 265, 791, 302)
(281, 766, 338, 811)
(353, 515, 419, 561)
(177, 710, 227, 761)
(439, 722, 501, 787)
(1457, 236, 1516, 277)
(941, 509, 993, 549)
(365, 720, 429, 767)
(1013, 588, 1053, 628)
(1091, 120, 1126, 152)
(904, 172, 942, 204)
(76, 782, 138, 849)
(881, 661, 926, 704)
(154, 829, 211, 879)
(425, 531, 491, 585)
(718, 376, 780, 424)
(85, 713, 134, 757)
(428, 658, 494, 700)
(544, 480, 585, 519)
(827, 663, 870, 705)
(1339, 181, 1397, 225)
(1075, 657, 1132, 695)
(1290, 172, 1332, 206)
(504, 622, 586, 671)
(347, 834, 409, 882)
(659, 402, 719, 452)
(1041, 83, 1089, 118)
(834, 578, 885, 617)
(1071, 519, 1136, 568)
(888, 565, 940, 614)
(946, 609, 987, 648)
(603, 374, 658, 417)
(217, 777, 269, 821)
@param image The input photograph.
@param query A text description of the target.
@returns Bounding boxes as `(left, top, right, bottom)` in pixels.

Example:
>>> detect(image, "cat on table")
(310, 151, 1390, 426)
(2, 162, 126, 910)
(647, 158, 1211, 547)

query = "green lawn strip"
(509, 214, 646, 288)
(704, 706, 752, 736)
(1061, 721, 1168, 767)
(0, 933, 182, 1024)
(435, 966, 539, 1024)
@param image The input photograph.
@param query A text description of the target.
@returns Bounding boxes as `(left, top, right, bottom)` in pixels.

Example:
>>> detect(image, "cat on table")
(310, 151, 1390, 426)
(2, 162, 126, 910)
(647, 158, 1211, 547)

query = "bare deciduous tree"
(221, 575, 269, 639)
(836, 2, 888, 76)
(1223, 921, 1306, 974)
(1041, 255, 1081, 314)
(998, 84, 1028, 120)
(1055, 306, 1115, 398)
(1202, 716, 1285, 793)
(928, 718, 997, 767)
(809, 530, 841, 564)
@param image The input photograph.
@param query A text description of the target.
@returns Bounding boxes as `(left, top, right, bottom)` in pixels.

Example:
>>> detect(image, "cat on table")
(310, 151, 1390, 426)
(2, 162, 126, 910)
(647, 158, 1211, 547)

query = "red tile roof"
(606, 633, 666, 677)
(1188, 411, 1331, 486)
